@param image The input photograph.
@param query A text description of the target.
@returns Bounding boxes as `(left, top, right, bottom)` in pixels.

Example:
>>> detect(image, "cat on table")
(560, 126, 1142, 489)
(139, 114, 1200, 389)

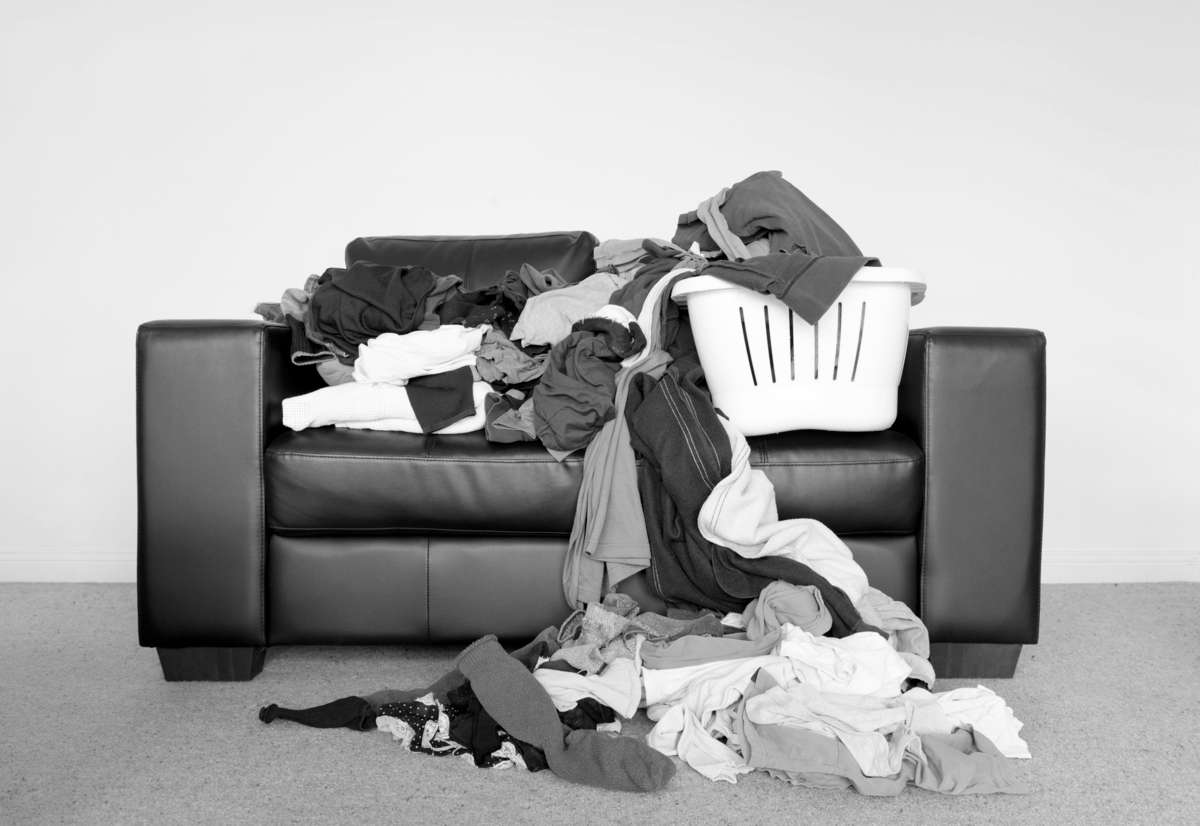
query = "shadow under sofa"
(135, 234, 1045, 683)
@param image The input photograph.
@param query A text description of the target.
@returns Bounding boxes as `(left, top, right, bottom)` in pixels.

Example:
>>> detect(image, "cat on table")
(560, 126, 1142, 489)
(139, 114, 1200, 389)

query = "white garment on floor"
(745, 682, 919, 777)
(750, 682, 955, 736)
(698, 416, 870, 604)
(776, 624, 912, 698)
(857, 586, 931, 657)
(642, 628, 1027, 783)
(352, 325, 487, 384)
(642, 654, 795, 711)
(644, 655, 795, 783)
(855, 587, 936, 687)
(653, 704, 754, 784)
(744, 680, 1030, 777)
(532, 655, 641, 719)
(282, 380, 489, 434)
(374, 716, 417, 749)
(928, 685, 1031, 758)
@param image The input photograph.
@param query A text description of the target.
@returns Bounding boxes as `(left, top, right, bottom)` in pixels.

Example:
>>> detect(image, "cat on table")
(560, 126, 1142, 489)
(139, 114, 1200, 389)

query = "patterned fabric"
(375, 692, 530, 770)
(376, 695, 466, 757)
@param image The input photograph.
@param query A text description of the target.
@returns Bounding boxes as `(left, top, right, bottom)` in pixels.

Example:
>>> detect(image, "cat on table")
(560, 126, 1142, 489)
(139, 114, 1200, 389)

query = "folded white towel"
(352, 325, 487, 384)
(282, 380, 489, 434)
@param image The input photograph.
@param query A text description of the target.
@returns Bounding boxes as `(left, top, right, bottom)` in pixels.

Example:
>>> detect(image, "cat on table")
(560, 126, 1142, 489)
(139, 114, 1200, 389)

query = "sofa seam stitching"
(755, 459, 918, 467)
(920, 336, 931, 627)
(135, 330, 147, 644)
(265, 453, 582, 465)
(268, 527, 570, 536)
(359, 231, 585, 243)
(264, 453, 917, 468)
(256, 328, 267, 645)
(425, 536, 431, 642)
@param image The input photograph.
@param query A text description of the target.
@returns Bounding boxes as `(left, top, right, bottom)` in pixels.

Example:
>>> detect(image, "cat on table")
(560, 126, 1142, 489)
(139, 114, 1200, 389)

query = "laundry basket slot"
(764, 306, 777, 383)
(788, 310, 796, 381)
(833, 302, 843, 380)
(737, 306, 758, 386)
(851, 302, 866, 381)
(672, 268, 924, 435)
(813, 320, 819, 379)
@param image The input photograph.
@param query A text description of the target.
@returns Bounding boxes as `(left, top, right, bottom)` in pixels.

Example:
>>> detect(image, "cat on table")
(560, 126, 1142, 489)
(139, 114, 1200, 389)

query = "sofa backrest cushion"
(344, 231, 599, 291)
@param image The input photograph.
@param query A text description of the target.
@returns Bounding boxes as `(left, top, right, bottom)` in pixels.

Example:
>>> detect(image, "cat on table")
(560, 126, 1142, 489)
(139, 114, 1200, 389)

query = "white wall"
(1, 0, 1197, 583)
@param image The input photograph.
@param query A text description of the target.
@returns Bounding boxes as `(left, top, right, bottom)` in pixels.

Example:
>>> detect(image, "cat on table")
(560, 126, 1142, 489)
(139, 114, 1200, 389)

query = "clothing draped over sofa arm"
(137, 320, 322, 676)
(895, 327, 1046, 670)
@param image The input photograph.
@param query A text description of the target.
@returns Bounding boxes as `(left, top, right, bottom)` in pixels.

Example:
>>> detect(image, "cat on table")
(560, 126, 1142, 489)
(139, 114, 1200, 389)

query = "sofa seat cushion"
(267, 429, 583, 536)
(265, 534, 917, 645)
(750, 430, 923, 534)
(265, 428, 922, 535)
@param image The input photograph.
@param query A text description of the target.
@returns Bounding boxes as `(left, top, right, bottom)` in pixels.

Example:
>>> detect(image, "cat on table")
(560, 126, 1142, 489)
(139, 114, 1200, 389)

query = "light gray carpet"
(1, 584, 1198, 825)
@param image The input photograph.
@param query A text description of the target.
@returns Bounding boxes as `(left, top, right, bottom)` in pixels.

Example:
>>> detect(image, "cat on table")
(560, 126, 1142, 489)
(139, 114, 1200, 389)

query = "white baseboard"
(1, 547, 1198, 585)
(1041, 548, 1200, 583)
(0, 550, 136, 583)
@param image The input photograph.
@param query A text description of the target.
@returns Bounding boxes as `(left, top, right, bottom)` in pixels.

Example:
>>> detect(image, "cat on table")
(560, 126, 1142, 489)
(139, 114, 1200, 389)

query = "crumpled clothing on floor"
(740, 671, 1030, 795)
(742, 581, 832, 639)
(855, 586, 935, 688)
(533, 650, 643, 719)
(551, 591, 723, 675)
(376, 694, 474, 758)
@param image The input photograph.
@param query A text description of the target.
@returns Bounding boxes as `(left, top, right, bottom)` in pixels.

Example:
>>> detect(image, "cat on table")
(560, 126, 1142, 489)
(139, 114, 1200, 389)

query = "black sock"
(258, 696, 376, 730)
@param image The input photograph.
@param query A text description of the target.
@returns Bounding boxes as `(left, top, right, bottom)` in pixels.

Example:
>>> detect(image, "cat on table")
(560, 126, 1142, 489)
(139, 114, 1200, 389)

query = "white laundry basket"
(671, 268, 925, 435)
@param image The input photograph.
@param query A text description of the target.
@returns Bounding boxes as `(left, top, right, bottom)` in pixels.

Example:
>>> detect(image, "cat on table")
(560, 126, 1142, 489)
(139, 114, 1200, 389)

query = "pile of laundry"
(255, 243, 648, 442)
(255, 170, 878, 447)
(259, 627, 678, 793)
(255, 171, 1032, 795)
(261, 585, 1029, 795)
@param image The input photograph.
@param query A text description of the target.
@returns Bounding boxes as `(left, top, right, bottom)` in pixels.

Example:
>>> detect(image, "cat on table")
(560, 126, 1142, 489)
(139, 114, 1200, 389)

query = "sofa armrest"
(136, 320, 321, 647)
(895, 327, 1046, 644)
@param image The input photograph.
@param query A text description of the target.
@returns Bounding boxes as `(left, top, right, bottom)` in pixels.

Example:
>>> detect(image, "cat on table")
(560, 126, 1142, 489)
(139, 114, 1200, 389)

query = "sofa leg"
(929, 643, 1022, 679)
(156, 646, 266, 681)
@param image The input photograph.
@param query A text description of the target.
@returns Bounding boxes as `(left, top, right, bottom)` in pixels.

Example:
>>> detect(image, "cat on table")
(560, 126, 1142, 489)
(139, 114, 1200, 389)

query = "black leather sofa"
(136, 233, 1046, 682)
